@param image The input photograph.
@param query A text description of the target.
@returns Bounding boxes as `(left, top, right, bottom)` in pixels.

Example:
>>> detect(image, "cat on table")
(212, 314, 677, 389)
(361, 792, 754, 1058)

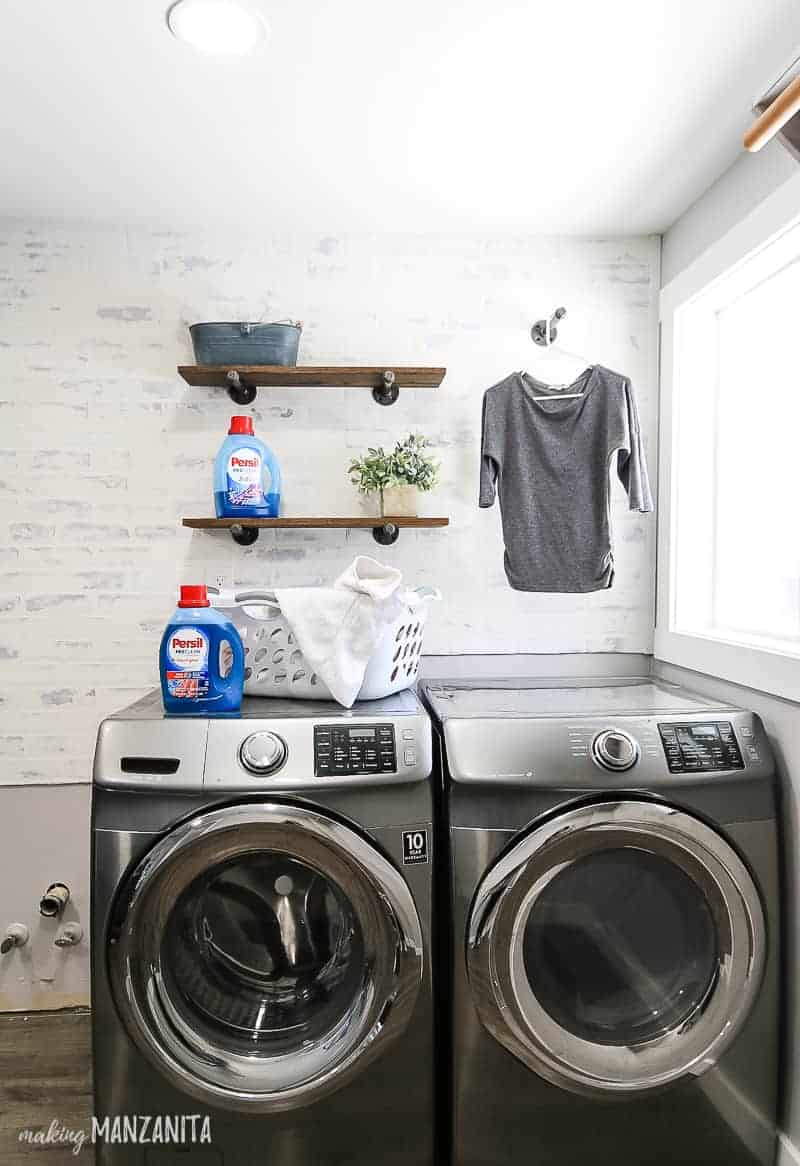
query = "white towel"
(273, 556, 405, 707)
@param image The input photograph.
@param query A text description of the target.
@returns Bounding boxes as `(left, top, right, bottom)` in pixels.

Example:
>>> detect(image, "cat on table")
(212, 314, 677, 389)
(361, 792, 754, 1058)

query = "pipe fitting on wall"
(54, 923, 83, 948)
(39, 882, 71, 918)
(1, 923, 29, 954)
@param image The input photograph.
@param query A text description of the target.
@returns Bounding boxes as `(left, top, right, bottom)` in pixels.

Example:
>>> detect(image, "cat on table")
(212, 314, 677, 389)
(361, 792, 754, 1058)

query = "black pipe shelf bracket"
(226, 370, 257, 406)
(229, 522, 402, 546)
(226, 368, 400, 406)
(230, 523, 261, 546)
(372, 370, 399, 406)
(372, 523, 400, 545)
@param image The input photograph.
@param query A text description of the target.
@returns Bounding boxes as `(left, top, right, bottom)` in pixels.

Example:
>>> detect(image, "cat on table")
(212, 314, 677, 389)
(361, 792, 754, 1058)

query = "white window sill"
(654, 627, 800, 703)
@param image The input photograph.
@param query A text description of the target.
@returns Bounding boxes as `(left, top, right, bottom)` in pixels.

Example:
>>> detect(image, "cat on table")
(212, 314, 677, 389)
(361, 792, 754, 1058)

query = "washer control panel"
(314, 723, 397, 776)
(658, 721, 744, 773)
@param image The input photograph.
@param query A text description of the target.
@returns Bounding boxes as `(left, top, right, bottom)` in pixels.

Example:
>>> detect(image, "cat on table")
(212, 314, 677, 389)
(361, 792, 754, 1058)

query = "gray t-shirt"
(480, 365, 653, 593)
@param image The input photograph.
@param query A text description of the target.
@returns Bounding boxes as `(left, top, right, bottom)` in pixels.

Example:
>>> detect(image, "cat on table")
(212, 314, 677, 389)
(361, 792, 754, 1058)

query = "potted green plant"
(349, 433, 439, 517)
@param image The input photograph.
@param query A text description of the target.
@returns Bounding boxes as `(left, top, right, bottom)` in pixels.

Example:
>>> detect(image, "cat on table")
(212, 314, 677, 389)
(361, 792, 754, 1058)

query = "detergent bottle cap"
(178, 585, 210, 608)
(229, 416, 254, 436)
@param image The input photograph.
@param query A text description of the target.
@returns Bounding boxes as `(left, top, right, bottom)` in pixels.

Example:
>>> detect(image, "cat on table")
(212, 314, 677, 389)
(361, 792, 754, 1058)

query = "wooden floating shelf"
(177, 364, 446, 406)
(183, 515, 450, 547)
(178, 365, 446, 388)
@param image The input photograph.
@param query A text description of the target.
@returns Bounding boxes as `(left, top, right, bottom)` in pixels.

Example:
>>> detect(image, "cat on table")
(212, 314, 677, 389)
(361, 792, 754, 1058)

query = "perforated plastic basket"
(215, 588, 440, 701)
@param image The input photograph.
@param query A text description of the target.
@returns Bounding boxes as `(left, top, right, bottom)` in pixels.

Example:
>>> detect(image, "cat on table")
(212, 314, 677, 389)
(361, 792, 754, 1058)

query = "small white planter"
(380, 485, 419, 517)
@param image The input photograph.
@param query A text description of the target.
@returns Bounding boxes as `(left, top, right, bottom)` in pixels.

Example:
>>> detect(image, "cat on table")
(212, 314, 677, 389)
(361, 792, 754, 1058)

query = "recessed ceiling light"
(167, 0, 267, 55)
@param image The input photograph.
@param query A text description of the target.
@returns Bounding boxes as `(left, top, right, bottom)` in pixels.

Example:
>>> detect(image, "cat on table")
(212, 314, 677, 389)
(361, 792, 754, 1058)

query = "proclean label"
(167, 628, 208, 671)
(226, 447, 265, 507)
(166, 627, 210, 699)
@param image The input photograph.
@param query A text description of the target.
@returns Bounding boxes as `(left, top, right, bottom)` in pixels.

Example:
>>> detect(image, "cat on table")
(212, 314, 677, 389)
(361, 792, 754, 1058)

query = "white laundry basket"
(215, 587, 440, 702)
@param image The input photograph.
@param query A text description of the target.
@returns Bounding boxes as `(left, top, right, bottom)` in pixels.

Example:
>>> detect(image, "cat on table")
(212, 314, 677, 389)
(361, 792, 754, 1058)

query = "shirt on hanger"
(479, 364, 653, 593)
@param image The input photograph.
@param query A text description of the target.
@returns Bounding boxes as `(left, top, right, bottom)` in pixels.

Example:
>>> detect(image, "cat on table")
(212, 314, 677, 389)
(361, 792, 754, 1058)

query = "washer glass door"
(109, 802, 423, 1112)
(467, 800, 765, 1097)
(162, 851, 364, 1053)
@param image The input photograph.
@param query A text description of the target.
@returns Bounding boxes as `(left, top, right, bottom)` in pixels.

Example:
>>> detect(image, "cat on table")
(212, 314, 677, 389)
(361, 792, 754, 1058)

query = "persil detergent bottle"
(159, 585, 244, 716)
(214, 415, 281, 518)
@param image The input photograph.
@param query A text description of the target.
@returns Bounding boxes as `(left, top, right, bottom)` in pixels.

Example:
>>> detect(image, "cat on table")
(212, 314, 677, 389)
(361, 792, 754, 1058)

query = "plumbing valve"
(1, 924, 29, 954)
(54, 923, 83, 948)
(39, 883, 70, 918)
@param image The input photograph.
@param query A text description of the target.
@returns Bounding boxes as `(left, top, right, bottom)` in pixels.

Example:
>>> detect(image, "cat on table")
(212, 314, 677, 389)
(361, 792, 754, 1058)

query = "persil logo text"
(231, 456, 258, 467)
(172, 636, 204, 649)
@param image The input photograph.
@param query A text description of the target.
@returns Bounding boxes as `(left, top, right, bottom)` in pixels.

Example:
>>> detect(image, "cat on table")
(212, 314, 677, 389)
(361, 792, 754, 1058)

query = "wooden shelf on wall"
(182, 515, 450, 547)
(177, 364, 446, 406)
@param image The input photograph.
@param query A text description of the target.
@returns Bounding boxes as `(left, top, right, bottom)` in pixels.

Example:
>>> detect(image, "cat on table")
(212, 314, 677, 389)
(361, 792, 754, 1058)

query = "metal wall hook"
(531, 307, 567, 347)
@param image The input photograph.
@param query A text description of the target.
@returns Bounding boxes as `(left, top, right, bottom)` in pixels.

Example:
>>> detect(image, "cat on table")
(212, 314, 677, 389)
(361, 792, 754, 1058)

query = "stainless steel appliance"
(92, 689, 434, 1165)
(422, 677, 779, 1166)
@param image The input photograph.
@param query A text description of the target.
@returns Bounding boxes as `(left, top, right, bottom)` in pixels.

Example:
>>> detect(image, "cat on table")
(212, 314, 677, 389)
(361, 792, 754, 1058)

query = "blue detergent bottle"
(214, 415, 281, 518)
(159, 585, 244, 716)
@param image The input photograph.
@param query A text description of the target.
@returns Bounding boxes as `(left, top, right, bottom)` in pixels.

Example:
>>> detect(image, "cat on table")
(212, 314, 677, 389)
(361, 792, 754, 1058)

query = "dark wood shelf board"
(183, 517, 449, 530)
(183, 515, 449, 545)
(178, 365, 446, 388)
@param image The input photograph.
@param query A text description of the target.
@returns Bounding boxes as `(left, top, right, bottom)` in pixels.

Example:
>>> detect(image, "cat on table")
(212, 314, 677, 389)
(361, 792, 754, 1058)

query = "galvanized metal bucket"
(190, 321, 302, 366)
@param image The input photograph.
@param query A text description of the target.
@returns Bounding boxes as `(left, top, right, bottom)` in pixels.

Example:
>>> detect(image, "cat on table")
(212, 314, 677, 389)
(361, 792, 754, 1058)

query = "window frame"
(656, 168, 800, 702)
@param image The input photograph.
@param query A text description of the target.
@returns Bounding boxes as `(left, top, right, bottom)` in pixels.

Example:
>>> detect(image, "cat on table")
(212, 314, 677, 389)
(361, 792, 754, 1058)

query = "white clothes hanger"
(524, 307, 594, 399)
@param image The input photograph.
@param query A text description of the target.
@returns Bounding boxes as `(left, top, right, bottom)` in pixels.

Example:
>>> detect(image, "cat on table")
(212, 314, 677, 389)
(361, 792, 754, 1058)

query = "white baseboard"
(779, 1132, 800, 1166)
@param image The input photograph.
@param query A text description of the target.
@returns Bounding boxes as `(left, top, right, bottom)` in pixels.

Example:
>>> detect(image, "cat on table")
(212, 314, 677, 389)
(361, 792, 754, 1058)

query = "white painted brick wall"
(0, 222, 659, 787)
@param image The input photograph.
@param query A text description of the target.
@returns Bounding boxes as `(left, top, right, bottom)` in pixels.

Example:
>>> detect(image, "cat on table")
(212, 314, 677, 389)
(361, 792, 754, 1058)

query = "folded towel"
(273, 556, 405, 707)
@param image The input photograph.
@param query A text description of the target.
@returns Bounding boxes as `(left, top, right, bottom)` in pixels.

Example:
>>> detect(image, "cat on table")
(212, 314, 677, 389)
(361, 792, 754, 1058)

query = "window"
(657, 173, 800, 700)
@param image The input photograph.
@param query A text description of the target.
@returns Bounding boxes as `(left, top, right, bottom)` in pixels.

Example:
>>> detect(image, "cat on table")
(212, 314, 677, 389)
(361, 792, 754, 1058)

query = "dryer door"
(108, 801, 423, 1113)
(467, 799, 765, 1097)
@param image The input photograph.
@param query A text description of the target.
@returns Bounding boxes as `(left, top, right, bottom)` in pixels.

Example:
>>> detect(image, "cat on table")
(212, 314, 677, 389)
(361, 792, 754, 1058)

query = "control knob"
(240, 731, 287, 775)
(592, 729, 640, 772)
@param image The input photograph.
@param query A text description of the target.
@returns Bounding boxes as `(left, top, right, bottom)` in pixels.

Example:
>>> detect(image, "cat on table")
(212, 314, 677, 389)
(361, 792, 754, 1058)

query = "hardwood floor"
(0, 1009, 94, 1163)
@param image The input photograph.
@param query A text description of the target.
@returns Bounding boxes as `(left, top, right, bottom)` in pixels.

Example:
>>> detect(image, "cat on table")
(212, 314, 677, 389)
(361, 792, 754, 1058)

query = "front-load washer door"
(467, 799, 765, 1098)
(108, 801, 423, 1113)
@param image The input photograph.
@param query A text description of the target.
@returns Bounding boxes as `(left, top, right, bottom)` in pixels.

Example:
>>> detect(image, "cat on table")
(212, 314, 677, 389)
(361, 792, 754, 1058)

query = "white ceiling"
(2, 0, 799, 235)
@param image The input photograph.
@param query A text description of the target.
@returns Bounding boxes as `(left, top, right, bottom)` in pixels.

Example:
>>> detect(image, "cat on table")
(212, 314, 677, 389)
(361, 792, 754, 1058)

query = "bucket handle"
(233, 589, 282, 615)
(239, 318, 303, 333)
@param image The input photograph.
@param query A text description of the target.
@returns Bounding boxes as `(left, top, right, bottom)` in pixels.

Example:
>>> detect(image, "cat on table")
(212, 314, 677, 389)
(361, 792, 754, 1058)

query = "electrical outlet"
(214, 574, 227, 592)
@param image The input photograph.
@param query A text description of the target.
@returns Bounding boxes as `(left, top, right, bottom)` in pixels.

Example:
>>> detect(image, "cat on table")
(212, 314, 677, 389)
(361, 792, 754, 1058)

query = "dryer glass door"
(522, 847, 719, 1047)
(467, 800, 765, 1097)
(109, 802, 423, 1112)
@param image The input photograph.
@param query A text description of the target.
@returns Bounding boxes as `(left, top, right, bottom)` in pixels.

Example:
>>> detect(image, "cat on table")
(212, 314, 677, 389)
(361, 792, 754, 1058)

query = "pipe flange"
(231, 524, 260, 546)
(373, 523, 400, 545)
(372, 371, 399, 406)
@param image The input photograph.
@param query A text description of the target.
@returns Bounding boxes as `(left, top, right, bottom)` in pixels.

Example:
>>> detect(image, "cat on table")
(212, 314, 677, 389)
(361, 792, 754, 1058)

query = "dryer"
(92, 689, 435, 1165)
(422, 677, 780, 1166)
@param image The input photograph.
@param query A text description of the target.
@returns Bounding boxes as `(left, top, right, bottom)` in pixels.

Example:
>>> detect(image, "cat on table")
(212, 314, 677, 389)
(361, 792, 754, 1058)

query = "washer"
(422, 677, 780, 1166)
(92, 689, 434, 1165)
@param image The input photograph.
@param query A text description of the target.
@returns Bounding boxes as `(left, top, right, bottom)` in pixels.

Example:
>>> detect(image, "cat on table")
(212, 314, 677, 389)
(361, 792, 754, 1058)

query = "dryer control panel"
(314, 723, 397, 776)
(658, 721, 744, 773)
